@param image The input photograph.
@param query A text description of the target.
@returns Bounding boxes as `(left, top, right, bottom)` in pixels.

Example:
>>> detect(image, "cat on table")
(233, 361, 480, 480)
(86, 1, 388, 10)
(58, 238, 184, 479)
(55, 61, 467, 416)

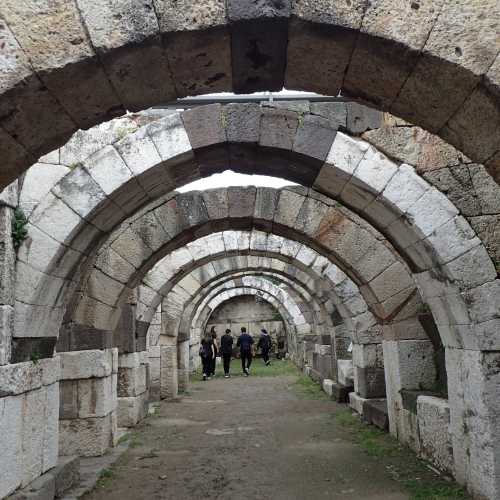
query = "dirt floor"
(84, 362, 467, 500)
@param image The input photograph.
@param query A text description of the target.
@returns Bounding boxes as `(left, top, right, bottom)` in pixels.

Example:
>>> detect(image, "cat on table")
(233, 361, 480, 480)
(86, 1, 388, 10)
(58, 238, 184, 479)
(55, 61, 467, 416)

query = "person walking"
(210, 327, 218, 377)
(237, 327, 254, 376)
(257, 328, 272, 366)
(220, 328, 234, 378)
(200, 332, 215, 381)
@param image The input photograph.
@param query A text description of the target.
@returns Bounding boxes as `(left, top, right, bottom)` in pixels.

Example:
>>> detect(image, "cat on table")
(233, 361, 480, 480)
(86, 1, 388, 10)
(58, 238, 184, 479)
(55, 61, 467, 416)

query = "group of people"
(199, 326, 273, 380)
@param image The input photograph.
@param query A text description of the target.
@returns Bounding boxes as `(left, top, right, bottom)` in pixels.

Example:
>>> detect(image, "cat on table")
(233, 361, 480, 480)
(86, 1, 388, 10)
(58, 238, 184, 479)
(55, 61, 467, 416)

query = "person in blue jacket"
(236, 327, 254, 376)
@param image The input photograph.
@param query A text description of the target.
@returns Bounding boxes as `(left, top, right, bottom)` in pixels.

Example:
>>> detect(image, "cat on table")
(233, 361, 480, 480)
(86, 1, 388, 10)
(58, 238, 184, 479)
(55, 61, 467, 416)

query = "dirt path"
(84, 366, 462, 500)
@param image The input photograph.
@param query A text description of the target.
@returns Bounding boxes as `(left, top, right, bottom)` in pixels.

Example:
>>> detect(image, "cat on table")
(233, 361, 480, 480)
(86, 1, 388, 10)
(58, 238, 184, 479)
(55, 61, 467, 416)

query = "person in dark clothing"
(210, 327, 218, 377)
(236, 327, 254, 376)
(200, 333, 215, 381)
(257, 328, 272, 366)
(220, 328, 234, 378)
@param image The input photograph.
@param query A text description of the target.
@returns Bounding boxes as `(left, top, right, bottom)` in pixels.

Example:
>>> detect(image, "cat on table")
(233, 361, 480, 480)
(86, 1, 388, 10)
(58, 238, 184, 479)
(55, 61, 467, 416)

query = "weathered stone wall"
(58, 349, 118, 458)
(0, 358, 60, 498)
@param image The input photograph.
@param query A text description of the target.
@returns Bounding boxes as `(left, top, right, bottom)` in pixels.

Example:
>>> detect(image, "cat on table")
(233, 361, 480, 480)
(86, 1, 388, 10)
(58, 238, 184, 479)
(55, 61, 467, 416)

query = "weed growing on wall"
(11, 208, 28, 250)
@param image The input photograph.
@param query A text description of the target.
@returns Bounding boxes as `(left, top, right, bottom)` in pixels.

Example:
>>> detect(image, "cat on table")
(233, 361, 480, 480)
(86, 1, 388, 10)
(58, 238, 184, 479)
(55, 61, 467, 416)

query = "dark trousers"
(211, 355, 217, 375)
(201, 356, 212, 376)
(222, 353, 232, 374)
(241, 350, 252, 371)
(262, 348, 270, 364)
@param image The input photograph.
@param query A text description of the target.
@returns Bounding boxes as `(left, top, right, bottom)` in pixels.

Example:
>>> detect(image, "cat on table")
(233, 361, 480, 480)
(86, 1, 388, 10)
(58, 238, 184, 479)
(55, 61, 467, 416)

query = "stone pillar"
(177, 340, 190, 393)
(446, 348, 500, 500)
(58, 349, 118, 457)
(160, 346, 178, 400)
(352, 343, 386, 399)
(117, 352, 149, 428)
(148, 345, 161, 400)
(0, 357, 60, 498)
(382, 340, 436, 451)
(0, 181, 17, 365)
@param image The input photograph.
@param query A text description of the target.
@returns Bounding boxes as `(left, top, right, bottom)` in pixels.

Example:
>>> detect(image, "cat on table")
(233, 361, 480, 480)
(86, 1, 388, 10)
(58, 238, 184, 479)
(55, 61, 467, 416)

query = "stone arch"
(14, 108, 496, 354)
(0, 2, 499, 189)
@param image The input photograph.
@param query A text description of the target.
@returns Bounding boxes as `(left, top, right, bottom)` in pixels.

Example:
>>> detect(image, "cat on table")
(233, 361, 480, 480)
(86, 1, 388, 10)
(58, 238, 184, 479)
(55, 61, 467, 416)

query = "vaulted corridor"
(82, 365, 465, 500)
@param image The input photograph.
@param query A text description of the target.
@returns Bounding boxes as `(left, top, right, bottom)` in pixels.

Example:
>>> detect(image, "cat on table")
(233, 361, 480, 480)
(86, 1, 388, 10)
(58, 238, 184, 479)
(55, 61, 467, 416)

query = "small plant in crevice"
(30, 351, 41, 365)
(12, 208, 28, 250)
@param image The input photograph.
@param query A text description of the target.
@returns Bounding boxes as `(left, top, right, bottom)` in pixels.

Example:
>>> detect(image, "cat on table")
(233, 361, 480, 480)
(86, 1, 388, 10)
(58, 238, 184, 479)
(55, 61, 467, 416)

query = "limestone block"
(227, 186, 256, 219)
(259, 107, 299, 151)
(417, 396, 453, 474)
(349, 392, 367, 415)
(59, 349, 115, 380)
(20, 164, 69, 217)
(322, 378, 334, 397)
(314, 132, 369, 197)
(59, 411, 117, 457)
(117, 391, 149, 428)
(286, 3, 364, 94)
(202, 189, 229, 220)
(0, 179, 18, 208)
(0, 394, 23, 497)
(160, 346, 178, 400)
(42, 383, 59, 474)
(0, 358, 59, 397)
(9, 470, 55, 500)
(352, 344, 383, 369)
(0, 206, 15, 306)
(293, 114, 336, 162)
(355, 366, 386, 399)
(77, 0, 175, 110)
(0, 305, 13, 365)
(337, 359, 354, 387)
(77, 376, 117, 418)
(342, 146, 398, 211)
(345, 103, 383, 134)
(310, 102, 347, 130)
(51, 455, 80, 498)
(223, 103, 262, 143)
(118, 365, 147, 398)
(274, 189, 305, 227)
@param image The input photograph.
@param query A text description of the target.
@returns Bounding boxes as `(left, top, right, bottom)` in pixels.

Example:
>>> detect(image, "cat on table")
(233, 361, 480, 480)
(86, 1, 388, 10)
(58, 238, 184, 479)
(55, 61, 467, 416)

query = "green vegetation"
(334, 409, 469, 500)
(95, 468, 114, 489)
(30, 351, 41, 365)
(291, 374, 329, 400)
(192, 358, 298, 381)
(117, 432, 143, 449)
(11, 208, 28, 250)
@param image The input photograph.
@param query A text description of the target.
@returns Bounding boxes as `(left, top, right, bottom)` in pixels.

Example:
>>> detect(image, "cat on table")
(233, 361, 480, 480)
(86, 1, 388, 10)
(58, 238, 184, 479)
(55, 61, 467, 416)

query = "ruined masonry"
(0, 2, 499, 499)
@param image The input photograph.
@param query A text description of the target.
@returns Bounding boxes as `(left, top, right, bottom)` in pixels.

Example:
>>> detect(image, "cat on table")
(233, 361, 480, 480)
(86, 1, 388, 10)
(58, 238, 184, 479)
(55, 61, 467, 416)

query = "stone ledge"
(362, 399, 389, 431)
(0, 357, 60, 396)
(59, 349, 117, 380)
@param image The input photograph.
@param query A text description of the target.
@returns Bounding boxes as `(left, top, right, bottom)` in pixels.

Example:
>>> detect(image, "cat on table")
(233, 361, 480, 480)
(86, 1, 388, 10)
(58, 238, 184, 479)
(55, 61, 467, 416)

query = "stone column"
(177, 340, 190, 393)
(160, 345, 178, 400)
(148, 345, 161, 400)
(0, 357, 60, 498)
(0, 180, 17, 365)
(382, 340, 436, 451)
(446, 348, 500, 500)
(117, 352, 149, 428)
(58, 349, 118, 457)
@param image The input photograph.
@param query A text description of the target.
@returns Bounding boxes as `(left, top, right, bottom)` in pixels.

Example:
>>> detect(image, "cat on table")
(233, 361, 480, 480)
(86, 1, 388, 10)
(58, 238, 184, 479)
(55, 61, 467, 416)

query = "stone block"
(160, 346, 178, 400)
(322, 378, 334, 397)
(118, 365, 147, 398)
(59, 349, 115, 380)
(355, 367, 386, 399)
(59, 411, 117, 458)
(337, 359, 354, 387)
(330, 382, 353, 403)
(362, 399, 389, 431)
(51, 455, 80, 498)
(77, 375, 117, 418)
(417, 396, 453, 474)
(310, 102, 347, 130)
(117, 391, 149, 428)
(8, 470, 55, 500)
(0, 179, 18, 208)
(349, 392, 367, 415)
(0, 206, 15, 306)
(0, 394, 23, 498)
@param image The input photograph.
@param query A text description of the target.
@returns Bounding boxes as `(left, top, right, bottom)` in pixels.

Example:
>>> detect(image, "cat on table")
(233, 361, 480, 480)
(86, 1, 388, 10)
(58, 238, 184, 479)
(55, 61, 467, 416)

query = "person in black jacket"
(200, 333, 215, 381)
(257, 328, 272, 366)
(236, 327, 254, 376)
(220, 328, 234, 378)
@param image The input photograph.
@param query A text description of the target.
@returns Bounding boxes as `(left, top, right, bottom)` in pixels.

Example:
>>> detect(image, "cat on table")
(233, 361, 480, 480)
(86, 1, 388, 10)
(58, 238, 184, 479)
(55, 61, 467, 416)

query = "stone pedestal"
(117, 352, 149, 428)
(58, 349, 118, 458)
(0, 357, 60, 498)
(160, 346, 178, 400)
(177, 340, 190, 393)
